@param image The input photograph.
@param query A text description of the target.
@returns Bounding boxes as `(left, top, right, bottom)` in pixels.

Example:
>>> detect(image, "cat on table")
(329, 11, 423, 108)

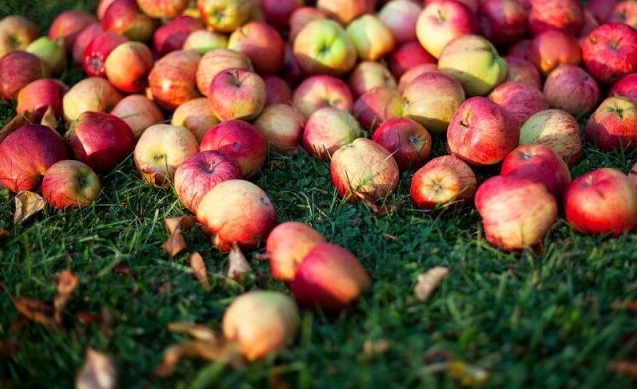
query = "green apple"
(293, 19, 356, 77)
(345, 14, 395, 62)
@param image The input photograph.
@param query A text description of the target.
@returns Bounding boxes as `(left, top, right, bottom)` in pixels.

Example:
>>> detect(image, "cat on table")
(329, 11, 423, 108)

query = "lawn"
(2, 1, 637, 388)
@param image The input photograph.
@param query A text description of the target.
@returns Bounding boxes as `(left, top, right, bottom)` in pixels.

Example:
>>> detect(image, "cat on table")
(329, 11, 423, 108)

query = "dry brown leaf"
(414, 266, 450, 302)
(190, 252, 211, 290)
(161, 216, 196, 258)
(610, 360, 637, 378)
(361, 339, 390, 360)
(154, 339, 244, 377)
(227, 243, 251, 282)
(40, 106, 59, 131)
(168, 322, 220, 341)
(14, 191, 46, 224)
(75, 348, 117, 389)
(13, 296, 60, 329)
(0, 227, 9, 239)
(449, 361, 489, 387)
(0, 113, 34, 143)
(54, 269, 80, 324)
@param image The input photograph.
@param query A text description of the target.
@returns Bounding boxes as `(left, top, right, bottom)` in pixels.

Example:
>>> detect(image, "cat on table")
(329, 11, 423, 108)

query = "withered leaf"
(154, 339, 244, 377)
(13, 296, 60, 329)
(414, 266, 449, 302)
(161, 216, 196, 258)
(0, 227, 9, 238)
(227, 243, 251, 282)
(40, 106, 59, 131)
(54, 269, 80, 324)
(610, 360, 637, 378)
(360, 339, 390, 361)
(449, 361, 489, 387)
(190, 252, 211, 290)
(167, 321, 220, 342)
(75, 349, 117, 389)
(14, 191, 46, 224)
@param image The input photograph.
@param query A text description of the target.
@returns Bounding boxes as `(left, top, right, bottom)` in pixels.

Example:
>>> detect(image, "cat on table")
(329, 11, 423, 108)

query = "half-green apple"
(41, 160, 101, 209)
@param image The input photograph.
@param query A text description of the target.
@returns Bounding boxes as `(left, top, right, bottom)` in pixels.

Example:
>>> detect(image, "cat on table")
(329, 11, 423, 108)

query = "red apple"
(289, 6, 328, 42)
(208, 68, 267, 121)
(0, 15, 39, 58)
(378, 0, 422, 45)
(0, 124, 69, 193)
(316, 0, 375, 25)
(62, 77, 123, 122)
(254, 103, 305, 155)
(423, 0, 481, 13)
(564, 168, 637, 236)
(48, 10, 97, 52)
(372, 117, 432, 171)
(41, 160, 101, 209)
(488, 81, 549, 130)
(102, 0, 158, 42)
(262, 74, 292, 106)
(196, 48, 253, 97)
(528, 0, 584, 36)
(82, 31, 127, 77)
(16, 78, 68, 121)
(302, 107, 363, 160)
(72, 23, 104, 66)
(582, 23, 637, 85)
(416, 0, 479, 59)
(479, 0, 528, 45)
(171, 97, 219, 142)
(292, 74, 353, 118)
(259, 0, 304, 32)
(352, 86, 404, 131)
(137, 0, 190, 19)
(527, 29, 581, 76)
(507, 38, 531, 59)
(104, 41, 154, 93)
(610, 73, 637, 104)
(410, 155, 477, 209)
(388, 40, 438, 79)
(149, 49, 201, 112)
(608, 1, 637, 30)
(227, 21, 285, 74)
(519, 109, 583, 166)
(628, 160, 637, 191)
(0, 51, 50, 101)
(504, 55, 542, 90)
(585, 96, 637, 152)
(97, 0, 118, 20)
(348, 61, 397, 99)
(543, 65, 600, 119)
(397, 63, 440, 93)
(586, 0, 617, 23)
(153, 16, 205, 57)
(110, 94, 164, 139)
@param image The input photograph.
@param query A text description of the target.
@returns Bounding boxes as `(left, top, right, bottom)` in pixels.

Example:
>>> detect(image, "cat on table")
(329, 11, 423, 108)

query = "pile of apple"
(2, 0, 637, 356)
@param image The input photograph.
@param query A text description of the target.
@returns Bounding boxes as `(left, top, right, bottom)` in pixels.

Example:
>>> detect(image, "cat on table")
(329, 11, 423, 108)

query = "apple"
(608, 1, 637, 30)
(488, 81, 549, 130)
(610, 73, 637, 104)
(0, 51, 50, 101)
(527, 29, 581, 76)
(260, 0, 304, 32)
(352, 86, 404, 131)
(262, 74, 292, 106)
(254, 103, 305, 155)
(153, 16, 205, 57)
(137, 0, 190, 19)
(264, 221, 327, 283)
(415, 0, 479, 59)
(504, 55, 542, 90)
(582, 23, 637, 85)
(388, 40, 438, 79)
(148, 49, 201, 112)
(222, 291, 300, 360)
(16, 78, 68, 121)
(580, 9, 601, 38)
(26, 36, 67, 76)
(82, 30, 127, 77)
(316, 0, 375, 25)
(289, 6, 328, 42)
(292, 74, 353, 118)
(347, 61, 396, 99)
(97, 0, 118, 20)
(199, 120, 268, 178)
(110, 94, 164, 139)
(0, 124, 69, 193)
(41, 160, 101, 209)
(182, 29, 228, 54)
(507, 38, 531, 59)
(72, 23, 104, 66)
(291, 242, 370, 312)
(66, 111, 136, 173)
(479, 0, 528, 46)
(330, 137, 400, 205)
(402, 71, 465, 134)
(174, 150, 243, 213)
(62, 77, 123, 122)
(438, 34, 508, 97)
(423, 0, 481, 14)
(227, 21, 285, 74)
(197, 0, 256, 33)
(372, 117, 433, 171)
(345, 14, 396, 62)
(102, 0, 158, 42)
(628, 160, 637, 191)
(302, 107, 363, 160)
(104, 41, 154, 93)
(586, 0, 618, 23)
(196, 179, 277, 252)
(410, 155, 477, 209)
(519, 109, 583, 166)
(585, 96, 637, 152)
(378, 0, 422, 45)
(171, 97, 219, 142)
(397, 63, 440, 93)
(48, 10, 97, 52)
(543, 65, 600, 119)
(528, 0, 584, 36)
(447, 96, 518, 166)
(292, 19, 357, 77)
(208, 68, 266, 121)
(475, 174, 558, 251)
(500, 144, 572, 199)
(0, 15, 39, 58)
(196, 48, 253, 97)
(564, 168, 637, 237)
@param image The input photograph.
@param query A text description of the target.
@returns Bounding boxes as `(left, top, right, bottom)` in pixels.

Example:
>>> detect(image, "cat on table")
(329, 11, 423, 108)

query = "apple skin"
(610, 73, 637, 104)
(259, 0, 304, 32)
(148, 49, 201, 112)
(348, 61, 396, 99)
(292, 19, 357, 77)
(608, 1, 637, 30)
(102, 0, 158, 42)
(254, 103, 305, 155)
(16, 78, 68, 121)
(137, 0, 190, 19)
(330, 137, 400, 204)
(171, 97, 219, 142)
(563, 168, 637, 237)
(262, 74, 292, 106)
(503, 56, 541, 90)
(26, 36, 67, 76)
(196, 179, 277, 252)
(41, 160, 101, 209)
(0, 15, 39, 58)
(519, 109, 583, 167)
(48, 10, 97, 53)
(264, 221, 327, 283)
(487, 81, 549, 130)
(222, 291, 300, 361)
(66, 111, 136, 173)
(352, 86, 404, 132)
(302, 107, 363, 160)
(62, 77, 123, 123)
(585, 96, 637, 152)
(586, 0, 618, 23)
(378, 0, 422, 45)
(316, 0, 375, 25)
(447, 96, 518, 167)
(416, 0, 479, 59)
(173, 150, 243, 213)
(500, 144, 572, 199)
(478, 0, 528, 46)
(292, 74, 353, 118)
(82, 31, 128, 78)
(388, 40, 437, 80)
(397, 63, 440, 93)
(111, 94, 165, 139)
(628, 160, 637, 191)
(196, 48, 253, 97)
(291, 242, 370, 312)
(199, 120, 268, 179)
(475, 174, 558, 251)
(345, 14, 396, 62)
(227, 21, 285, 75)
(133, 124, 200, 189)
(528, 0, 584, 37)
(543, 65, 600, 119)
(153, 16, 205, 57)
(197, 0, 256, 33)
(208, 68, 267, 122)
(289, 6, 328, 42)
(527, 29, 581, 76)
(72, 23, 104, 66)
(0, 51, 50, 101)
(410, 155, 477, 209)
(582, 23, 637, 85)
(507, 38, 531, 59)
(372, 118, 433, 172)
(104, 41, 154, 93)
(0, 124, 70, 193)
(182, 29, 228, 55)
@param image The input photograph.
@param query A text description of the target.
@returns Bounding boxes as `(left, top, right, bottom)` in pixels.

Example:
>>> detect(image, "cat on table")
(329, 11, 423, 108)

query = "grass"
(2, 1, 637, 388)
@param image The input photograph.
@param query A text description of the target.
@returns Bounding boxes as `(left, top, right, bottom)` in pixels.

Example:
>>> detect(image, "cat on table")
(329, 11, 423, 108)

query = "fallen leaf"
(13, 296, 60, 329)
(190, 252, 211, 290)
(161, 216, 196, 258)
(610, 360, 637, 378)
(414, 266, 450, 302)
(361, 339, 390, 360)
(449, 361, 489, 387)
(13, 191, 46, 224)
(54, 269, 80, 324)
(0, 227, 9, 238)
(227, 243, 251, 282)
(154, 340, 244, 377)
(0, 113, 34, 143)
(40, 106, 59, 131)
(75, 349, 117, 389)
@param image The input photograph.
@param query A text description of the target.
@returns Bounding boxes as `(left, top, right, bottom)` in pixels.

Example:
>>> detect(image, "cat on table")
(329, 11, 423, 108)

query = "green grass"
(2, 1, 637, 388)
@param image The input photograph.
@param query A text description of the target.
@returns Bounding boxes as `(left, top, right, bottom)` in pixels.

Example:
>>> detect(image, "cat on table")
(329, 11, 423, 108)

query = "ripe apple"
(197, 0, 256, 33)
(260, 0, 304, 32)
(488, 81, 549, 130)
(199, 120, 268, 178)
(372, 117, 433, 171)
(397, 63, 440, 93)
(26, 36, 67, 76)
(507, 38, 531, 59)
(262, 74, 292, 106)
(416, 0, 479, 59)
(153, 16, 205, 57)
(171, 97, 219, 142)
(0, 51, 50, 101)
(352, 86, 403, 131)
(48, 10, 97, 52)
(504, 55, 542, 90)
(104, 41, 154, 93)
(291, 242, 370, 312)
(41, 160, 101, 209)
(564, 168, 637, 237)
(302, 107, 363, 160)
(292, 74, 353, 118)
(97, 0, 118, 20)
(82, 31, 128, 77)
(289, 6, 328, 42)
(348, 61, 396, 99)
(195, 48, 253, 97)
(582, 23, 637, 85)
(264, 221, 327, 283)
(628, 161, 637, 190)
(345, 14, 396, 62)
(196, 179, 277, 252)
(148, 49, 201, 112)
(137, 0, 190, 19)
(423, 0, 481, 13)
(388, 40, 438, 80)
(475, 174, 558, 251)
(519, 109, 583, 167)
(72, 23, 104, 66)
(410, 155, 477, 209)
(608, 1, 637, 30)
(66, 111, 136, 173)
(0, 124, 69, 193)
(479, 0, 528, 45)
(209, 68, 266, 121)
(316, 0, 375, 25)
(16, 78, 68, 121)
(62, 77, 123, 122)
(378, 0, 422, 45)
(586, 0, 617, 23)
(610, 73, 637, 104)
(174, 150, 243, 213)
(227, 21, 285, 75)
(110, 94, 165, 139)
(447, 96, 518, 166)
(254, 103, 305, 155)
(528, 0, 584, 36)
(182, 29, 228, 55)
(585, 96, 637, 152)
(102, 0, 158, 42)
(527, 29, 582, 76)
(0, 15, 39, 58)
(543, 65, 599, 119)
